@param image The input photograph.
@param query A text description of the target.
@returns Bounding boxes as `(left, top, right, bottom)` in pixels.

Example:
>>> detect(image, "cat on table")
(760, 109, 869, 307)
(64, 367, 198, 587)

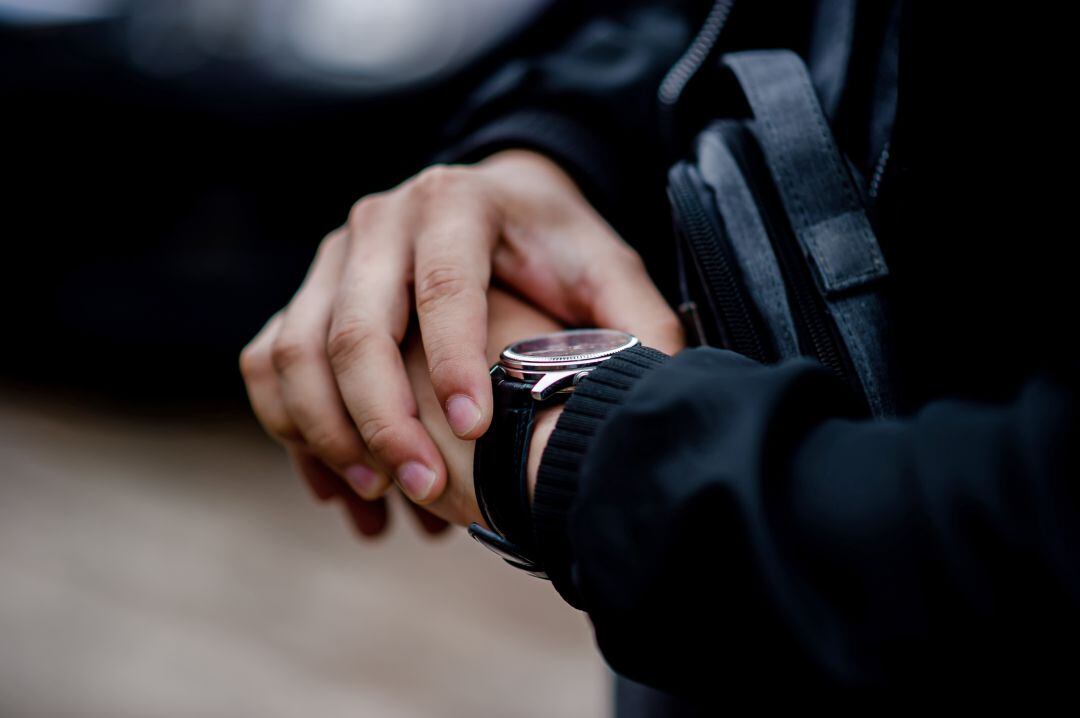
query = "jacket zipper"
(715, 122, 862, 389)
(668, 162, 773, 364)
(658, 0, 736, 148)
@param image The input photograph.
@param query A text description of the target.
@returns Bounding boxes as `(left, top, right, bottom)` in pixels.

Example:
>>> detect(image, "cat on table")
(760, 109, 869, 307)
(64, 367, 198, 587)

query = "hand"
(402, 287, 562, 526)
(240, 149, 683, 518)
(242, 313, 447, 539)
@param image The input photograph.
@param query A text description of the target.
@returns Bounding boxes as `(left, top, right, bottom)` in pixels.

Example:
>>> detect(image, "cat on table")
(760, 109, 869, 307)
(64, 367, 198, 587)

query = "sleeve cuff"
(532, 345, 670, 608)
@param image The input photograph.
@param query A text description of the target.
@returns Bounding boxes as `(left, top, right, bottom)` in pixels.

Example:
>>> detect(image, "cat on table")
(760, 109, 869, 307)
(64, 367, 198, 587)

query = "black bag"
(669, 49, 897, 416)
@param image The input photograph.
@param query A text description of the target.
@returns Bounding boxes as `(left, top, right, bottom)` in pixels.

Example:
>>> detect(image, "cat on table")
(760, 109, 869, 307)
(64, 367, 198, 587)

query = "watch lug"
(530, 370, 579, 400)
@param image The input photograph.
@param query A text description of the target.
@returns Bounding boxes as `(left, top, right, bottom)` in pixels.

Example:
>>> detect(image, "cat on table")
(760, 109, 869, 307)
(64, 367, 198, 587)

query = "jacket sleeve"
(533, 346, 1080, 693)
(439, 1, 700, 243)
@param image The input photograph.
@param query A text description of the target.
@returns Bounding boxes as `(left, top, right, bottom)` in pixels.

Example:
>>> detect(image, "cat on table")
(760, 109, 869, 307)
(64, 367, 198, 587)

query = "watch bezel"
(499, 329, 639, 374)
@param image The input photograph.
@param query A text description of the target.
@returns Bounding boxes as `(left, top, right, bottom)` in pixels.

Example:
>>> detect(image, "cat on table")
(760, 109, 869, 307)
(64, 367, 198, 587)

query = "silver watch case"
(495, 329, 639, 401)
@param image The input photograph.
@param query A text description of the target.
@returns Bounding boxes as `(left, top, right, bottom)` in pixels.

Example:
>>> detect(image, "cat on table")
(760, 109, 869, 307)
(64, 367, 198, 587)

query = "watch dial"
(504, 329, 635, 362)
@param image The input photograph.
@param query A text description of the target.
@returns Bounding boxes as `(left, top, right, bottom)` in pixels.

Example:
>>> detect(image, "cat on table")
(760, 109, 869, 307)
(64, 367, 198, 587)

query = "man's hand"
(240, 149, 682, 519)
(402, 288, 562, 526)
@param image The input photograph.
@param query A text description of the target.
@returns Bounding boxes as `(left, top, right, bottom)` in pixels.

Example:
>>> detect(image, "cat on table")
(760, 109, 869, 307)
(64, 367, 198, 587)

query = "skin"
(240, 149, 682, 534)
(402, 287, 564, 526)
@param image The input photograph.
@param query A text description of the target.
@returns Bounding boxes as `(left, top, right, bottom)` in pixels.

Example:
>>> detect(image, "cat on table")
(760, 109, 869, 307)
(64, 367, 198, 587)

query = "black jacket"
(449, 0, 1078, 700)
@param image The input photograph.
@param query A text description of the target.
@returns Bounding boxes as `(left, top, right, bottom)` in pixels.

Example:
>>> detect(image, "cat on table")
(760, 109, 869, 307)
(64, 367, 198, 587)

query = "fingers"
(273, 230, 390, 499)
(242, 307, 390, 536)
(289, 446, 389, 537)
(411, 175, 498, 441)
(286, 443, 343, 502)
(340, 491, 390, 537)
(518, 209, 686, 355)
(240, 312, 302, 443)
(292, 445, 433, 539)
(489, 198, 683, 354)
(581, 245, 685, 354)
(402, 329, 485, 528)
(242, 153, 684, 546)
(330, 193, 448, 506)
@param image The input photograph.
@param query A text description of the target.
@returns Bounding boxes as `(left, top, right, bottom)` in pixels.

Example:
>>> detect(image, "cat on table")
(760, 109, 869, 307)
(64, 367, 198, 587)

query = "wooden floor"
(0, 386, 608, 718)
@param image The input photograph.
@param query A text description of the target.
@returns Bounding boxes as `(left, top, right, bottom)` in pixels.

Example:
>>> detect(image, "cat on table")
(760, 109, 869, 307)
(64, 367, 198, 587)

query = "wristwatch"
(469, 328, 640, 577)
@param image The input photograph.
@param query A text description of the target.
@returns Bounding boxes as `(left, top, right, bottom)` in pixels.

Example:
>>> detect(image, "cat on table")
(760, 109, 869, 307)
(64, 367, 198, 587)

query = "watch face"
(500, 329, 638, 371)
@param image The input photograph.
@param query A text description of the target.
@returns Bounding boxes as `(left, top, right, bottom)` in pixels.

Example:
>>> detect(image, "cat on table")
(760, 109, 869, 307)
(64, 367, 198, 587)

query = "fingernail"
(446, 394, 482, 437)
(344, 464, 382, 498)
(397, 461, 437, 501)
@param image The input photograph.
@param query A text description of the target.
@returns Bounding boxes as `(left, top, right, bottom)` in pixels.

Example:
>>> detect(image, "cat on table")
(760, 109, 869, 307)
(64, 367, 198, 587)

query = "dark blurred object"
(0, 0, 554, 403)
(0, 0, 552, 93)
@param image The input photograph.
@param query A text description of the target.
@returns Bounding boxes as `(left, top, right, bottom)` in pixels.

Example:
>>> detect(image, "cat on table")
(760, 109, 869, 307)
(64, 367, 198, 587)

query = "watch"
(469, 328, 640, 577)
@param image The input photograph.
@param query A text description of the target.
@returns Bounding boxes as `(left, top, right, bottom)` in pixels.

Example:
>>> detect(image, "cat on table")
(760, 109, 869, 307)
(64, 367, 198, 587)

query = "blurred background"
(0, 2, 609, 715)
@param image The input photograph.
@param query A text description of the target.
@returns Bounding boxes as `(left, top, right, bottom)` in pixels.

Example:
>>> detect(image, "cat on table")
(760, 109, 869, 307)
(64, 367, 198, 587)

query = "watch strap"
(467, 523, 546, 578)
(473, 370, 540, 560)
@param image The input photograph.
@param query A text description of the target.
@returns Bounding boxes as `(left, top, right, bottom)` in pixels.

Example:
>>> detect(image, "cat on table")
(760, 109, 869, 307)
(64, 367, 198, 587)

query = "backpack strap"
(721, 50, 895, 416)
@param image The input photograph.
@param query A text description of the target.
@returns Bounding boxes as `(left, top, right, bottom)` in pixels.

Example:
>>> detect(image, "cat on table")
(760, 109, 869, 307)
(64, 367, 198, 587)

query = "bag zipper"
(668, 162, 773, 364)
(715, 122, 862, 390)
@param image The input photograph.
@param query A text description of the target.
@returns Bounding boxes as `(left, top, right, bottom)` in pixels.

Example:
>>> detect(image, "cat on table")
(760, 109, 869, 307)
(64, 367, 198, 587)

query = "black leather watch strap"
(471, 340, 642, 577)
(467, 523, 547, 578)
(472, 370, 540, 557)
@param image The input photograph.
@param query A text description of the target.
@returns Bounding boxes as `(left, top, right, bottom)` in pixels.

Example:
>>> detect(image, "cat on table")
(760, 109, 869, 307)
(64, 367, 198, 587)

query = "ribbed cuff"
(436, 108, 624, 222)
(532, 346, 670, 608)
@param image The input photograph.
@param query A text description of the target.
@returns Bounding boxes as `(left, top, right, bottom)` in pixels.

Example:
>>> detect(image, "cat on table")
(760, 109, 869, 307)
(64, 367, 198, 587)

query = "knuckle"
(347, 194, 386, 229)
(415, 263, 471, 315)
(269, 335, 314, 374)
(326, 319, 375, 372)
(409, 164, 466, 198)
(317, 227, 346, 257)
(357, 416, 398, 458)
(238, 342, 265, 380)
(239, 338, 277, 383)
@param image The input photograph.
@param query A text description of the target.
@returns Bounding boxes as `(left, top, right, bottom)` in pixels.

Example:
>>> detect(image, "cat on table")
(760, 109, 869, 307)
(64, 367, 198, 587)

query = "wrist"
(526, 405, 564, 504)
(470, 330, 650, 581)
